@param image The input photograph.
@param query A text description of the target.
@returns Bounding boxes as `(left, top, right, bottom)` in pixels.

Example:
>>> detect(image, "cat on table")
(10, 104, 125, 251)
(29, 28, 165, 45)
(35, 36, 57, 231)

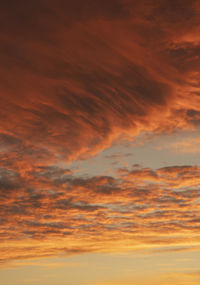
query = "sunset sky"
(1, 1, 200, 284)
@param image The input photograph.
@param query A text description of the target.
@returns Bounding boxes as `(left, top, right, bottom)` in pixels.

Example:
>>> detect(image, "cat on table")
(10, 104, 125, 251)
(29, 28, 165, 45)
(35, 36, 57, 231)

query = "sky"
(0, 0, 200, 284)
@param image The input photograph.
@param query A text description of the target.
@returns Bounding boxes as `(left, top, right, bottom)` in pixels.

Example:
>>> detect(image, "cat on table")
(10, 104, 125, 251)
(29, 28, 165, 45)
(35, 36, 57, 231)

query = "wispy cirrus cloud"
(162, 136, 200, 153)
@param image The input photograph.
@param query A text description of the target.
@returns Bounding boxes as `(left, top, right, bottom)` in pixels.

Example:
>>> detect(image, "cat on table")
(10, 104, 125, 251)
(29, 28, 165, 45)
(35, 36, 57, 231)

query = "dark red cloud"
(0, 0, 200, 164)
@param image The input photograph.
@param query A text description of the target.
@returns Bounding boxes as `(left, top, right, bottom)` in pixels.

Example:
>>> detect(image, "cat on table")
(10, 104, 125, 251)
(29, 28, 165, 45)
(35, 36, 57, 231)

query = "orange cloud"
(0, 164, 200, 264)
(0, 0, 200, 166)
(1, 0, 200, 266)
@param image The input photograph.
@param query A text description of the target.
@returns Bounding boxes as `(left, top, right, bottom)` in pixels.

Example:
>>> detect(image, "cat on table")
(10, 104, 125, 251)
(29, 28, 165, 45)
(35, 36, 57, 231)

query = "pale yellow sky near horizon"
(1, 249, 200, 285)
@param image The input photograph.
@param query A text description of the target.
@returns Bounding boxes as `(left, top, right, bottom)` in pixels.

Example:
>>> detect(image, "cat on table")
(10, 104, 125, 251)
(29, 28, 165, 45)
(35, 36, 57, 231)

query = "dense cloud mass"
(1, 0, 200, 264)
(0, 0, 200, 161)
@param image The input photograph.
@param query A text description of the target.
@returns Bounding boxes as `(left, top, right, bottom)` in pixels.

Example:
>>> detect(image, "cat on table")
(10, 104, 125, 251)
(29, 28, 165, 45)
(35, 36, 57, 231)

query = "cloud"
(1, 0, 200, 265)
(0, 0, 200, 166)
(0, 163, 200, 263)
(164, 136, 200, 153)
